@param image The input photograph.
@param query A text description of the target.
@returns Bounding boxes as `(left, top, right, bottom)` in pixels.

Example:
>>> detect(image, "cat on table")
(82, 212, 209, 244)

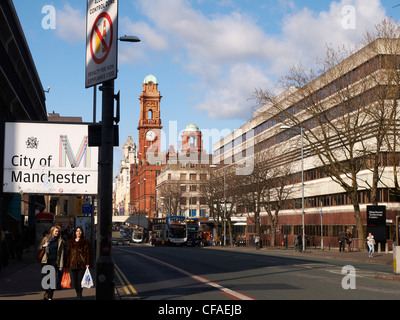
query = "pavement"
(0, 244, 398, 300)
(0, 246, 118, 301)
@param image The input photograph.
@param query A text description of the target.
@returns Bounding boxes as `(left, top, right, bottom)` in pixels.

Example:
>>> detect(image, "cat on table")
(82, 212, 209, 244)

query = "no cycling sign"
(85, 0, 118, 88)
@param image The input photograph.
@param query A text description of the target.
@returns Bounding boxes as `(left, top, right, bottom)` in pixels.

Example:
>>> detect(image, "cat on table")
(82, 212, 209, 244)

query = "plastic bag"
(81, 267, 94, 288)
(61, 268, 72, 288)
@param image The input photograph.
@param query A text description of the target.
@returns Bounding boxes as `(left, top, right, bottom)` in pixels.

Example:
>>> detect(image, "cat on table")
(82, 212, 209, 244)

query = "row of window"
(179, 197, 208, 206)
(271, 188, 397, 211)
(180, 209, 207, 217)
(216, 54, 399, 158)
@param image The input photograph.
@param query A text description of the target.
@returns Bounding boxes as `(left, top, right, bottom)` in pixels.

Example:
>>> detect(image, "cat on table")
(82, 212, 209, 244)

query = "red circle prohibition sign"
(90, 12, 113, 65)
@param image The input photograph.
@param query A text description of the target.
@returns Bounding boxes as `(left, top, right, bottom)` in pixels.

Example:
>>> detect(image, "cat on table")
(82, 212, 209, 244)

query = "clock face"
(146, 130, 156, 141)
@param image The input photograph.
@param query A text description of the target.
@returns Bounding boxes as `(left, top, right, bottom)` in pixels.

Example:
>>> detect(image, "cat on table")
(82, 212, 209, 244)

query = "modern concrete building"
(213, 38, 400, 248)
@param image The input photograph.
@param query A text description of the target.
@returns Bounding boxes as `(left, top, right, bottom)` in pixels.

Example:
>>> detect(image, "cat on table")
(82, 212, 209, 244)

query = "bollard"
(378, 242, 381, 253)
(394, 246, 400, 274)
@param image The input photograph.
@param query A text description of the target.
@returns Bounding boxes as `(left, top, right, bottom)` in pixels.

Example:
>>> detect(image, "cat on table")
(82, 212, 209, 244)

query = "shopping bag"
(36, 248, 45, 263)
(81, 267, 94, 288)
(61, 268, 72, 288)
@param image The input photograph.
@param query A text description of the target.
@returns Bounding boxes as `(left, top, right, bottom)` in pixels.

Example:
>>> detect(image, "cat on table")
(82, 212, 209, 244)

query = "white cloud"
(197, 63, 272, 119)
(267, 0, 387, 73)
(55, 3, 86, 44)
(120, 0, 388, 120)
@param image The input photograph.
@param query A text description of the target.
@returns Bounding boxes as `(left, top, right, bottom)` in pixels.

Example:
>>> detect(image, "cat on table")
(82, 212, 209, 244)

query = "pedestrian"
(38, 226, 65, 300)
(297, 235, 303, 252)
(294, 234, 299, 251)
(255, 235, 260, 250)
(338, 230, 346, 253)
(367, 232, 375, 257)
(65, 227, 91, 300)
(345, 229, 353, 252)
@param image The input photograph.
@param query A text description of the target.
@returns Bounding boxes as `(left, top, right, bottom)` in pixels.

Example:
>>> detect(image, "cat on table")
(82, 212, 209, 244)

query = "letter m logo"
(59, 135, 91, 168)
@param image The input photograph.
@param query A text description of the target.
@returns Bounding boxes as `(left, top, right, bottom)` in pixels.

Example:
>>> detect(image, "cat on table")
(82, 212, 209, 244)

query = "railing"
(227, 235, 395, 252)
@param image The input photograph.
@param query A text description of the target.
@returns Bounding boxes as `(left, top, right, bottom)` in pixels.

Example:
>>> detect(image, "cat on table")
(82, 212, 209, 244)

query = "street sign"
(85, 0, 118, 88)
(2, 122, 98, 195)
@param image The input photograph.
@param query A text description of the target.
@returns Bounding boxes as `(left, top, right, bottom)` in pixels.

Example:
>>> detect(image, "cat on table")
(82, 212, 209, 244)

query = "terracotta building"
(130, 75, 165, 218)
(213, 38, 400, 248)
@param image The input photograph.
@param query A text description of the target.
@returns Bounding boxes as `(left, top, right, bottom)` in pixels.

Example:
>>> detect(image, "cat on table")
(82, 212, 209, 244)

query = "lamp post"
(96, 35, 140, 300)
(280, 125, 305, 252)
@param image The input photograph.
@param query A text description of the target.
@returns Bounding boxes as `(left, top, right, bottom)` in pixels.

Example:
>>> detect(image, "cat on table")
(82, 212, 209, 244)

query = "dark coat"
(66, 237, 90, 270)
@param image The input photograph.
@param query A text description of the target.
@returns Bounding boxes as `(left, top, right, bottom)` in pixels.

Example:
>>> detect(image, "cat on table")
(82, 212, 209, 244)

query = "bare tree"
(252, 20, 400, 245)
(261, 151, 296, 246)
(200, 165, 225, 239)
(158, 181, 184, 215)
(362, 19, 400, 203)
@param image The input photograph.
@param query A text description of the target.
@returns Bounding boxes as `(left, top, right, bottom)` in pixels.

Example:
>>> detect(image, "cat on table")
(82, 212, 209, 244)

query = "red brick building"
(130, 75, 165, 218)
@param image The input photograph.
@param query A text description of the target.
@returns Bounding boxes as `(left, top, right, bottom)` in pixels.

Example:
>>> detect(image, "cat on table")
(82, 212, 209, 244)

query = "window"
(190, 174, 197, 180)
(189, 209, 197, 217)
(180, 173, 187, 180)
(63, 200, 68, 216)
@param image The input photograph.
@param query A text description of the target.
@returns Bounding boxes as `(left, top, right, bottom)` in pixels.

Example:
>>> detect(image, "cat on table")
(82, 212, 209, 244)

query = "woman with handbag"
(65, 227, 91, 300)
(38, 226, 65, 300)
(367, 232, 375, 257)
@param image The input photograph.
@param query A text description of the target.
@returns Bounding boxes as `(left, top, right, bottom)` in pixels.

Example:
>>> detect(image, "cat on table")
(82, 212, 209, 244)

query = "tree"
(158, 181, 184, 216)
(261, 150, 296, 246)
(252, 20, 400, 245)
(361, 19, 400, 204)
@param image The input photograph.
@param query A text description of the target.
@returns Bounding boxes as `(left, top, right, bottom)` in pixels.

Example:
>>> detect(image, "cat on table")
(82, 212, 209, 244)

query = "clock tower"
(130, 75, 165, 218)
(138, 74, 162, 166)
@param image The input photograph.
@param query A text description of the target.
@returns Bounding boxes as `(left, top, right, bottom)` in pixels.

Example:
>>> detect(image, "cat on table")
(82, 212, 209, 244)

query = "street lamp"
(95, 34, 141, 300)
(280, 125, 305, 252)
(93, 35, 141, 123)
(119, 35, 141, 42)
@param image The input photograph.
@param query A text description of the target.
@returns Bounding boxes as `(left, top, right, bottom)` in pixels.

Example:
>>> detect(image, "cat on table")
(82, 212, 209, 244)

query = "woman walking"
(38, 226, 65, 300)
(367, 232, 375, 257)
(66, 227, 91, 300)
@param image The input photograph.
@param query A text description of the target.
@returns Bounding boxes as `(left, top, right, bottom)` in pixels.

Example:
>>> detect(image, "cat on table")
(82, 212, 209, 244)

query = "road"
(113, 244, 400, 301)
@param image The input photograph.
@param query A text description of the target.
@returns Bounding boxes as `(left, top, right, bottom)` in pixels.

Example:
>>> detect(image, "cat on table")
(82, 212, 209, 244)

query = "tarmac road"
(113, 244, 400, 300)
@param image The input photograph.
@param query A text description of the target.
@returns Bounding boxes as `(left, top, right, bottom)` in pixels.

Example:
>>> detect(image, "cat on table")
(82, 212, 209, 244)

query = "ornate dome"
(185, 123, 199, 132)
(143, 74, 158, 84)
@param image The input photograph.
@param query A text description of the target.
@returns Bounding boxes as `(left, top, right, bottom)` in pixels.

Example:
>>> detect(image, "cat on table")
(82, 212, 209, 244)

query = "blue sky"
(12, 0, 400, 176)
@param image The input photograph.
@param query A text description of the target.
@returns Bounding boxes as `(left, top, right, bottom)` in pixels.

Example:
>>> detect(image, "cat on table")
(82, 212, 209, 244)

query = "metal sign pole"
(96, 79, 115, 300)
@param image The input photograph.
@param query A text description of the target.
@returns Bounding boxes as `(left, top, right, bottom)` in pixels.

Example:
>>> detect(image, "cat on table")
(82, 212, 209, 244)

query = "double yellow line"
(114, 264, 138, 298)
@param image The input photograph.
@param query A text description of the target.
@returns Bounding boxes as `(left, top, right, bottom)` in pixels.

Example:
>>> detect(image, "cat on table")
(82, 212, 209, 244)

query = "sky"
(12, 0, 400, 177)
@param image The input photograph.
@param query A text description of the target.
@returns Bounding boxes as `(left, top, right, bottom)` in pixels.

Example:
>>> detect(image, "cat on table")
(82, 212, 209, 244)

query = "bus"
(152, 218, 167, 246)
(166, 215, 187, 245)
(186, 218, 200, 246)
(131, 227, 144, 243)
